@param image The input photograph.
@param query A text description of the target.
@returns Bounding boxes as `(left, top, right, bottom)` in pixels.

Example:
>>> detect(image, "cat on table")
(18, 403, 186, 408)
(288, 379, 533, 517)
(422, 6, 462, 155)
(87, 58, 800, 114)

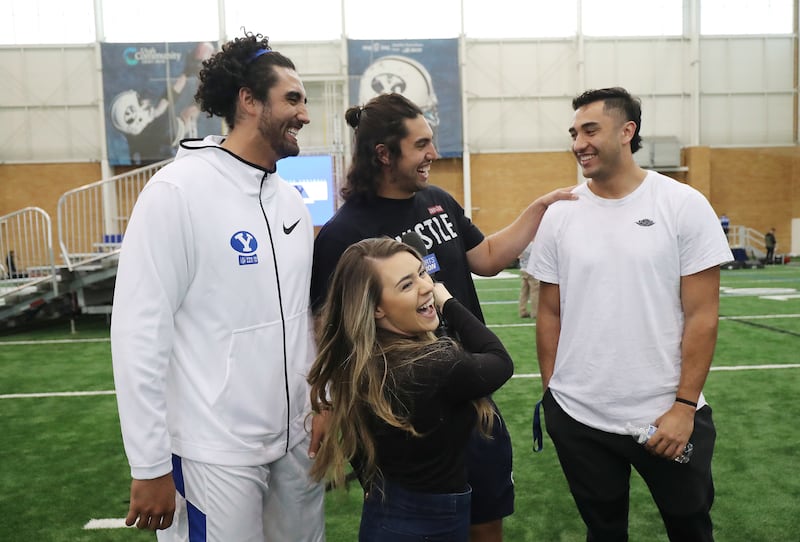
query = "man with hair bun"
(111, 31, 325, 541)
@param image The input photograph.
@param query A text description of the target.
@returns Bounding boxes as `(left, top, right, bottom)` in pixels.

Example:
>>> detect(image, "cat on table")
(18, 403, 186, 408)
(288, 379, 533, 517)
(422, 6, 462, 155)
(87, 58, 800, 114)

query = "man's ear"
(620, 120, 637, 146)
(375, 144, 390, 166)
(238, 87, 259, 114)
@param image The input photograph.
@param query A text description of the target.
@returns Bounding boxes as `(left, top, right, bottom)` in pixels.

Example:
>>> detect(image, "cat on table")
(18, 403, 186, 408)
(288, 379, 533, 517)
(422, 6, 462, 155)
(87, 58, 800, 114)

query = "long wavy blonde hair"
(307, 237, 495, 489)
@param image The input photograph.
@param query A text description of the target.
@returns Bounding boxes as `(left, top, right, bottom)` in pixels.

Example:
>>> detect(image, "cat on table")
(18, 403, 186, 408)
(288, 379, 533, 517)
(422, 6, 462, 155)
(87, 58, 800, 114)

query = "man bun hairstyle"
(342, 93, 424, 200)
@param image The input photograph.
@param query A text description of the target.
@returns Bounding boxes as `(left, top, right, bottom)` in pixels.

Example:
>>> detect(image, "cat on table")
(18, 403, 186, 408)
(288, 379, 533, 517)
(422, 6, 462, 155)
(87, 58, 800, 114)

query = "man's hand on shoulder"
(534, 185, 580, 210)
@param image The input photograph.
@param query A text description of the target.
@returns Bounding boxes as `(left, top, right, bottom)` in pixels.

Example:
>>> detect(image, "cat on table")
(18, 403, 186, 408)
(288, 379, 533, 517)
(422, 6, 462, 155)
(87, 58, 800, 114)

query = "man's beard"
(258, 111, 299, 159)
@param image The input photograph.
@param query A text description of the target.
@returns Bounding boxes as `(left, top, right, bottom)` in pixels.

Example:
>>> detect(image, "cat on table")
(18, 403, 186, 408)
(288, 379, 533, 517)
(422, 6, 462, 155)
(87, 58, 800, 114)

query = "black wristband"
(675, 397, 698, 408)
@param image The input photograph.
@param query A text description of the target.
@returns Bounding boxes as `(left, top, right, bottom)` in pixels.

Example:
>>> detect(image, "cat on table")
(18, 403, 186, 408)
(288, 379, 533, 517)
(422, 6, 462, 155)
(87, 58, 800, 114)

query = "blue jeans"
(359, 481, 472, 541)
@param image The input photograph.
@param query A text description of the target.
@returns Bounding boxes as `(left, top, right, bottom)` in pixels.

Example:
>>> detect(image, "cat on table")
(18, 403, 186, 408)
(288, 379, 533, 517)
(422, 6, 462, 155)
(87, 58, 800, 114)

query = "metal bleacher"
(0, 159, 171, 327)
(724, 224, 789, 268)
(728, 225, 768, 262)
(0, 207, 59, 315)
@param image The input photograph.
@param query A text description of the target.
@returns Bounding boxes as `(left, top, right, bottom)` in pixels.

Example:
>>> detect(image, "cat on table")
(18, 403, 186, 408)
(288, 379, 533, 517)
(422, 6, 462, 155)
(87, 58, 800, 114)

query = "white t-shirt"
(528, 171, 733, 434)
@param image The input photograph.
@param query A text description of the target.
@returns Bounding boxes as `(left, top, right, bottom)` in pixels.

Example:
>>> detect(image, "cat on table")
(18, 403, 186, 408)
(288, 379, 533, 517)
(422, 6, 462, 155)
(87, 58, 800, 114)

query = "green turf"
(0, 341, 113, 393)
(0, 265, 798, 541)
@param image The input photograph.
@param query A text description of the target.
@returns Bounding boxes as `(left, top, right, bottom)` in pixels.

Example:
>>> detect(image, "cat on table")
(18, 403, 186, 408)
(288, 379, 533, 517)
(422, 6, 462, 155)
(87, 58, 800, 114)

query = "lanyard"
(531, 399, 544, 453)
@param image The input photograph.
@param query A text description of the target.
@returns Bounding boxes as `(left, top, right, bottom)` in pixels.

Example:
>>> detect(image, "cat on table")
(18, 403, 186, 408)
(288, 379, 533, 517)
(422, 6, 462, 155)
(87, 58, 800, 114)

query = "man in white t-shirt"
(529, 87, 732, 542)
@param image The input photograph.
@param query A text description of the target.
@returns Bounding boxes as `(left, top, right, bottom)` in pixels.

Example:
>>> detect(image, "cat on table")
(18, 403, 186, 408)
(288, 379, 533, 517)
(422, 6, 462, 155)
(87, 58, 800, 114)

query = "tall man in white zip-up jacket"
(111, 32, 325, 541)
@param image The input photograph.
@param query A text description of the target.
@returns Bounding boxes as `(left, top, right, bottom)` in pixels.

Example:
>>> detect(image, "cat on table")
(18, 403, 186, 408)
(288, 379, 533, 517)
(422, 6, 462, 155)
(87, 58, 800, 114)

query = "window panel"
(102, 0, 218, 42)
(701, 0, 793, 35)
(582, 0, 682, 37)
(345, 0, 460, 38)
(224, 0, 342, 42)
(0, 0, 95, 44)
(463, 0, 577, 38)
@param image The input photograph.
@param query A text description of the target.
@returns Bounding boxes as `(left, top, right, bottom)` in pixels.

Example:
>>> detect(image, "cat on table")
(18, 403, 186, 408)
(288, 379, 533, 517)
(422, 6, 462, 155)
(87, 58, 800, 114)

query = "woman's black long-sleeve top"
(364, 297, 514, 494)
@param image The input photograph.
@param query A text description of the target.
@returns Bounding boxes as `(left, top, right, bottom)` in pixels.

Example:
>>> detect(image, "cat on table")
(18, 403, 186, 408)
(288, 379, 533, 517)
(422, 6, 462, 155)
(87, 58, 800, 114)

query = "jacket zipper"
(259, 173, 291, 454)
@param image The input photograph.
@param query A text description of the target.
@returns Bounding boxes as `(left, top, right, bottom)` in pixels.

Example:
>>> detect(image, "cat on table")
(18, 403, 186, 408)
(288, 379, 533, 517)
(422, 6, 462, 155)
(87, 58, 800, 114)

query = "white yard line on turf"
(5, 364, 799, 398)
(1, 315, 796, 343)
(0, 337, 110, 346)
(488, 313, 800, 328)
(719, 313, 800, 320)
(512, 364, 800, 379)
(0, 390, 115, 399)
(84, 518, 131, 529)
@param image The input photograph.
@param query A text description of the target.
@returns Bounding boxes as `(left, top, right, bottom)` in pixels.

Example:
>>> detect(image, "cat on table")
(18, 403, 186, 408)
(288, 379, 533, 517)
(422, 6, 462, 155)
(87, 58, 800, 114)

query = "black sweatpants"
(543, 389, 715, 542)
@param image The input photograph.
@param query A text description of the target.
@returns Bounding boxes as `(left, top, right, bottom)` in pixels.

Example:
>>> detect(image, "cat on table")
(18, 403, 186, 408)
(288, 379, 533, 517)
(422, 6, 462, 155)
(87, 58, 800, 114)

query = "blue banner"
(348, 39, 463, 157)
(101, 42, 221, 166)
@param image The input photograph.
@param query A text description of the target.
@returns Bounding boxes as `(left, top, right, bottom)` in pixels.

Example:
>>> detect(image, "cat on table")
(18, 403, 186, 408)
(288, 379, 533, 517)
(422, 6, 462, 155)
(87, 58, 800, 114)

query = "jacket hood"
(175, 136, 279, 198)
(177, 135, 278, 174)
(177, 135, 226, 158)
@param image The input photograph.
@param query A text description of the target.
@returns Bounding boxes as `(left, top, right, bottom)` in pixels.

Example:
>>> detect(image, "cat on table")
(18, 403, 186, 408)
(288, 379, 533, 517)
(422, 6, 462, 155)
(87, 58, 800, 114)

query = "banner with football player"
(348, 39, 463, 157)
(101, 42, 221, 166)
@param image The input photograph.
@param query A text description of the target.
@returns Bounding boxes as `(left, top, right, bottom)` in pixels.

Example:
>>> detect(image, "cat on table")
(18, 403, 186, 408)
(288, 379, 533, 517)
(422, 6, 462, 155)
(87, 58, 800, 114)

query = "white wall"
(0, 33, 795, 163)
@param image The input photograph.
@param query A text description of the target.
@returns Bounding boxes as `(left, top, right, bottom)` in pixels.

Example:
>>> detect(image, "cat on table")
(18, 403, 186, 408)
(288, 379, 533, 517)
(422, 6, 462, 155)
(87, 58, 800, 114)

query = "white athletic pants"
(156, 437, 325, 542)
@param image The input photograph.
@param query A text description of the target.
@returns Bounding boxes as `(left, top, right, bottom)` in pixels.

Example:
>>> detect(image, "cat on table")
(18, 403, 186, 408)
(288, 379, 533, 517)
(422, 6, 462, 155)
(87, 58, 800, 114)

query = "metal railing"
(0, 207, 58, 301)
(57, 159, 172, 270)
(729, 225, 766, 259)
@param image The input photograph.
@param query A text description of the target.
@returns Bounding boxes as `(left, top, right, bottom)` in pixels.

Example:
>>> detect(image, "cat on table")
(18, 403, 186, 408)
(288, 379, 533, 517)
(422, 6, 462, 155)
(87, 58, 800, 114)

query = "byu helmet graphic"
(358, 55, 440, 129)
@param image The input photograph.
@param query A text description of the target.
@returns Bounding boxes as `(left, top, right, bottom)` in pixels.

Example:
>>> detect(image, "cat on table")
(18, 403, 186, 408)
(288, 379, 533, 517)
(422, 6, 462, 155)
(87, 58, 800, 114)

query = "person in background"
(308, 237, 513, 541)
(764, 227, 777, 264)
(111, 31, 325, 541)
(719, 213, 730, 240)
(310, 92, 575, 542)
(530, 87, 733, 541)
(5, 250, 27, 279)
(517, 242, 538, 318)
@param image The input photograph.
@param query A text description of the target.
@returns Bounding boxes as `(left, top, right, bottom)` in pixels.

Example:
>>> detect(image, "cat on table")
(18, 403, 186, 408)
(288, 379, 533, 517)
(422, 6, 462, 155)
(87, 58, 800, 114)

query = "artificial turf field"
(1, 264, 798, 541)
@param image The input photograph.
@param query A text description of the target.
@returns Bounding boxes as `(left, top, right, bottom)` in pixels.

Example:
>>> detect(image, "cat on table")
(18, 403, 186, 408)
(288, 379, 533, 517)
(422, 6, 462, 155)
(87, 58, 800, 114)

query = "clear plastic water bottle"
(624, 423, 693, 464)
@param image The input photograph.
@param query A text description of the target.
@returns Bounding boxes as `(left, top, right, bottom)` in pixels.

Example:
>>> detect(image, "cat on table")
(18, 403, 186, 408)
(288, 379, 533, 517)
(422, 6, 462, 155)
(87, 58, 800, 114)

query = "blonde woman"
(308, 238, 513, 541)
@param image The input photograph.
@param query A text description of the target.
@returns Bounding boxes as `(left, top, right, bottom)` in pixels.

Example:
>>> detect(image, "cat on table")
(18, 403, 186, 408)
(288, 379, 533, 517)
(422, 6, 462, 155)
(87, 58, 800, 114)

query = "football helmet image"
(109, 90, 157, 136)
(358, 55, 440, 129)
(110, 89, 187, 145)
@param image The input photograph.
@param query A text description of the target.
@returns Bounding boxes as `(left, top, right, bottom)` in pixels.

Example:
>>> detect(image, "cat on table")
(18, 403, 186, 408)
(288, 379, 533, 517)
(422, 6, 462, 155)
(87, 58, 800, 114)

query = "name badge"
(422, 253, 440, 274)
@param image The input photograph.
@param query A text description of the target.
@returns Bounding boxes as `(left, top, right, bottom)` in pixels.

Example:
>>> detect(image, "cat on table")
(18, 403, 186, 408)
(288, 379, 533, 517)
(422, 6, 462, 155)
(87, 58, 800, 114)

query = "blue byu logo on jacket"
(230, 231, 259, 265)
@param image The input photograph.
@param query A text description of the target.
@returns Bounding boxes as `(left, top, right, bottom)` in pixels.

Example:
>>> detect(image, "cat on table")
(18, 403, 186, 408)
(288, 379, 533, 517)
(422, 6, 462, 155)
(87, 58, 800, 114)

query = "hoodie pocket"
(213, 321, 286, 443)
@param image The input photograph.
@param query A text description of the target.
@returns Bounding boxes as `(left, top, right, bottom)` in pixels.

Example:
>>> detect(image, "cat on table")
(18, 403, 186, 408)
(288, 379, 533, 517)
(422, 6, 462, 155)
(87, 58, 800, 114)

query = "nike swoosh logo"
(283, 219, 301, 235)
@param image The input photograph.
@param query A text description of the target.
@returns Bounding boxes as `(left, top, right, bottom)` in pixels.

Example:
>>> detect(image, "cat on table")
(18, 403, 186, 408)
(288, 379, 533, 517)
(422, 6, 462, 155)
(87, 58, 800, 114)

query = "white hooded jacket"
(111, 136, 315, 480)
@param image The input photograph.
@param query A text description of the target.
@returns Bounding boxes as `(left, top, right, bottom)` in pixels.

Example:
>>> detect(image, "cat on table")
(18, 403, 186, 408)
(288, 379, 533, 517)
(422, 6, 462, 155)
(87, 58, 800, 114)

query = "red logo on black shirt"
(427, 205, 444, 215)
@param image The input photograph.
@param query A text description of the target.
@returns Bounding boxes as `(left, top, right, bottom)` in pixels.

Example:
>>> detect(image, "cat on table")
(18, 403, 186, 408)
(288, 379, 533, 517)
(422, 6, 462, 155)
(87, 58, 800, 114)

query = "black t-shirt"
(363, 298, 513, 493)
(311, 186, 486, 320)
